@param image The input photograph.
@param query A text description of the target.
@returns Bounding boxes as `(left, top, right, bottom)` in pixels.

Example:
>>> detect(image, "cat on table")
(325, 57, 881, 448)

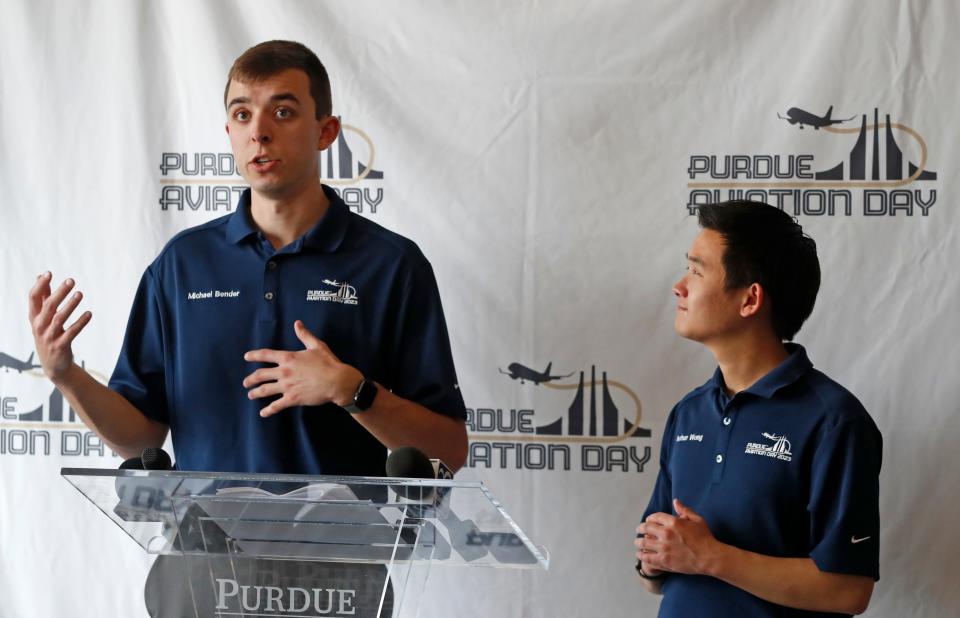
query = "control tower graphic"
(535, 366, 650, 438)
(319, 124, 384, 183)
(815, 108, 937, 181)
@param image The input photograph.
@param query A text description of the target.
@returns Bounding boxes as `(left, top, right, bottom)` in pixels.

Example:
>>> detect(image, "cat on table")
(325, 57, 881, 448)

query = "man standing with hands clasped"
(635, 201, 881, 617)
(27, 40, 467, 475)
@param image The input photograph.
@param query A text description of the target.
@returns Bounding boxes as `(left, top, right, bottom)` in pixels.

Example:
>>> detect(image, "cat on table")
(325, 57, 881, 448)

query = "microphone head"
(140, 448, 172, 470)
(119, 456, 145, 470)
(385, 446, 435, 479)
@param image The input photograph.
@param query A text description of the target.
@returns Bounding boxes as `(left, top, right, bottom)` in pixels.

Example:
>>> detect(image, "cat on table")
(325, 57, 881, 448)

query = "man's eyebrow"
(226, 96, 250, 109)
(686, 253, 706, 267)
(269, 92, 301, 105)
(226, 93, 301, 108)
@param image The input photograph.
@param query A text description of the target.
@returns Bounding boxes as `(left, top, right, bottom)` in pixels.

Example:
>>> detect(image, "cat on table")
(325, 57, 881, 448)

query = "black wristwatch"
(343, 378, 378, 414)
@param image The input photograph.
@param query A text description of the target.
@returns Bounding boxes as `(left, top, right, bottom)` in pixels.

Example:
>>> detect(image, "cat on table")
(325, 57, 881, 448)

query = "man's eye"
(234, 110, 250, 121)
(275, 108, 292, 119)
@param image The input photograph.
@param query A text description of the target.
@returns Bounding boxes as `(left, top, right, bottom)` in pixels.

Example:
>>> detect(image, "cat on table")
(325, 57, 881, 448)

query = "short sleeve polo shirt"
(109, 186, 466, 475)
(642, 344, 882, 618)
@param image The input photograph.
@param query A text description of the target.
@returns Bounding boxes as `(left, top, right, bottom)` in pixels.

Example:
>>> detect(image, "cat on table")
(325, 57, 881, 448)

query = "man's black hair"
(696, 200, 820, 341)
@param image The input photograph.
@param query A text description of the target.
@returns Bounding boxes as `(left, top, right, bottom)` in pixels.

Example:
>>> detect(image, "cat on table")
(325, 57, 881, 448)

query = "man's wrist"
(333, 367, 364, 407)
(340, 373, 378, 414)
(51, 362, 84, 390)
(701, 540, 734, 578)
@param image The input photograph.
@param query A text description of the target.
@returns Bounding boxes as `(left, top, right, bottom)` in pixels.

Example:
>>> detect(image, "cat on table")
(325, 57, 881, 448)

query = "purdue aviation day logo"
(687, 106, 938, 217)
(745, 432, 793, 462)
(0, 351, 115, 458)
(158, 122, 385, 214)
(307, 279, 359, 305)
(465, 362, 652, 473)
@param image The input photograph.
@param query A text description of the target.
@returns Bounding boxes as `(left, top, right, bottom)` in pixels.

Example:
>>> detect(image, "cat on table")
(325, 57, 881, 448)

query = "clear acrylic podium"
(61, 468, 549, 617)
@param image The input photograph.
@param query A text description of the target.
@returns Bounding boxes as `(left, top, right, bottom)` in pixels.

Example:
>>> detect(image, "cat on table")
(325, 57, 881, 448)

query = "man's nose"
(251, 118, 272, 144)
(672, 278, 686, 298)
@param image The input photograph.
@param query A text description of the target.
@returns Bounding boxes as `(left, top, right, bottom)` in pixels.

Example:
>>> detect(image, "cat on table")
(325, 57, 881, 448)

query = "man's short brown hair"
(224, 40, 332, 118)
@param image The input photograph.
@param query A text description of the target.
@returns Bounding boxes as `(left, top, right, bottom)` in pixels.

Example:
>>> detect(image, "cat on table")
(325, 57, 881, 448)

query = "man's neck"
(250, 182, 329, 250)
(709, 331, 790, 397)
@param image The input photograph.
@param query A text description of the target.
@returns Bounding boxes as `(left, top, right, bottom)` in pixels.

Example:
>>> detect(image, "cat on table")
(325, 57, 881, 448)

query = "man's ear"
(740, 282, 764, 318)
(317, 115, 340, 151)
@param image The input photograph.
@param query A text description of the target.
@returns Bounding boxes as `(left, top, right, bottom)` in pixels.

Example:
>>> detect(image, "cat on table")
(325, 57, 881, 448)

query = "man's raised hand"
(28, 272, 92, 381)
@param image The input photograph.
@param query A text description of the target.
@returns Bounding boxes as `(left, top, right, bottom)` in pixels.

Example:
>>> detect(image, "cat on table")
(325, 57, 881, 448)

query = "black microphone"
(385, 446, 446, 501)
(140, 447, 173, 470)
(115, 448, 175, 522)
(385, 447, 490, 562)
(119, 447, 174, 471)
(385, 446, 437, 480)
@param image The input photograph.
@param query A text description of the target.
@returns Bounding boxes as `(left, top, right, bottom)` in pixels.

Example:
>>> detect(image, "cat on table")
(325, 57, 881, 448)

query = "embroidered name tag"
(186, 290, 240, 300)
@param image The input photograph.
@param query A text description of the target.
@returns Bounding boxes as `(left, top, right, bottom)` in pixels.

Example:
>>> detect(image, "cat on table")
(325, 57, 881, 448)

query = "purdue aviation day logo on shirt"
(0, 352, 116, 459)
(306, 279, 359, 306)
(465, 361, 652, 474)
(158, 121, 385, 215)
(744, 432, 793, 462)
(686, 105, 939, 217)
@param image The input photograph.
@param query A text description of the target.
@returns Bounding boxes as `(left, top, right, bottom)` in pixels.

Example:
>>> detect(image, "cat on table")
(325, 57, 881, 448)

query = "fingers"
(635, 532, 660, 553)
(673, 498, 703, 522)
(294, 320, 334, 357)
(259, 394, 297, 418)
(61, 311, 93, 345)
(50, 290, 84, 332)
(36, 278, 76, 330)
(244, 348, 285, 364)
(293, 320, 321, 350)
(247, 380, 283, 401)
(644, 512, 676, 527)
(242, 366, 282, 389)
(28, 272, 53, 321)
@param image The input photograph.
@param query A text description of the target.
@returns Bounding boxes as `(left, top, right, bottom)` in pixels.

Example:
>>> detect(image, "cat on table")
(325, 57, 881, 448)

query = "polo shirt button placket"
(711, 401, 736, 482)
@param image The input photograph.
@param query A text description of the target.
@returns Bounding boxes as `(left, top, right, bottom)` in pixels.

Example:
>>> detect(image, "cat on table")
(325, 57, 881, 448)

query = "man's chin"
(673, 324, 701, 343)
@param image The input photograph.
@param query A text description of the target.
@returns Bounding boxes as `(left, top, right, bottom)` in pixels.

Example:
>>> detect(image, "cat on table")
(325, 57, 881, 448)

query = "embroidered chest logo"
(744, 432, 793, 462)
(306, 279, 359, 306)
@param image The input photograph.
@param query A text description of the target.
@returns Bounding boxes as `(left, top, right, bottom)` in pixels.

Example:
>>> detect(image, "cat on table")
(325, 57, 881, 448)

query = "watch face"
(355, 379, 378, 411)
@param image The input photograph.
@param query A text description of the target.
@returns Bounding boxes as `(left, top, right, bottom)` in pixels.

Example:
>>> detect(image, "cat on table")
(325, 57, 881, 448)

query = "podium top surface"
(61, 467, 549, 570)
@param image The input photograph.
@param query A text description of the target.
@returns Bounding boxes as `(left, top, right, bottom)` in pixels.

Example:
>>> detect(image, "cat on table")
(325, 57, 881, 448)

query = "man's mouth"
(250, 157, 278, 172)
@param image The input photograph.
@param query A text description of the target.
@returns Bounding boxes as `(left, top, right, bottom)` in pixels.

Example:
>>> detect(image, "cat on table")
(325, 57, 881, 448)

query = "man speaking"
(27, 40, 467, 475)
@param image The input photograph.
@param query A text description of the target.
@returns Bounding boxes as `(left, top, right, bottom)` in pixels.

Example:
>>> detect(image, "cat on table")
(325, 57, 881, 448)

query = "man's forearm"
(707, 545, 874, 615)
(54, 363, 168, 459)
(350, 387, 468, 471)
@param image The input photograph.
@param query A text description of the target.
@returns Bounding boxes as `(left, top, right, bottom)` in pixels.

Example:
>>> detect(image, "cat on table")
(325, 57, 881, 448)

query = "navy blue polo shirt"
(109, 186, 465, 475)
(643, 345, 882, 618)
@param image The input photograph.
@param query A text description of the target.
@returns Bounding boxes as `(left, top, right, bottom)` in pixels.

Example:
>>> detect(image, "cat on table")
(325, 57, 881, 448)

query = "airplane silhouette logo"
(778, 105, 855, 130)
(498, 362, 574, 385)
(0, 351, 41, 373)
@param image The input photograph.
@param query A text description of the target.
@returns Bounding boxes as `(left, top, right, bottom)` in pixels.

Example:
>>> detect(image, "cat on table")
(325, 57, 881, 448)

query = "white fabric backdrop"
(1, 1, 958, 616)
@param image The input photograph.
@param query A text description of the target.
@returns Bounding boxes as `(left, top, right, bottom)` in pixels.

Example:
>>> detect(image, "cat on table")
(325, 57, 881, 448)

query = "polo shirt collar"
(225, 190, 258, 244)
(708, 343, 813, 399)
(225, 185, 349, 253)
